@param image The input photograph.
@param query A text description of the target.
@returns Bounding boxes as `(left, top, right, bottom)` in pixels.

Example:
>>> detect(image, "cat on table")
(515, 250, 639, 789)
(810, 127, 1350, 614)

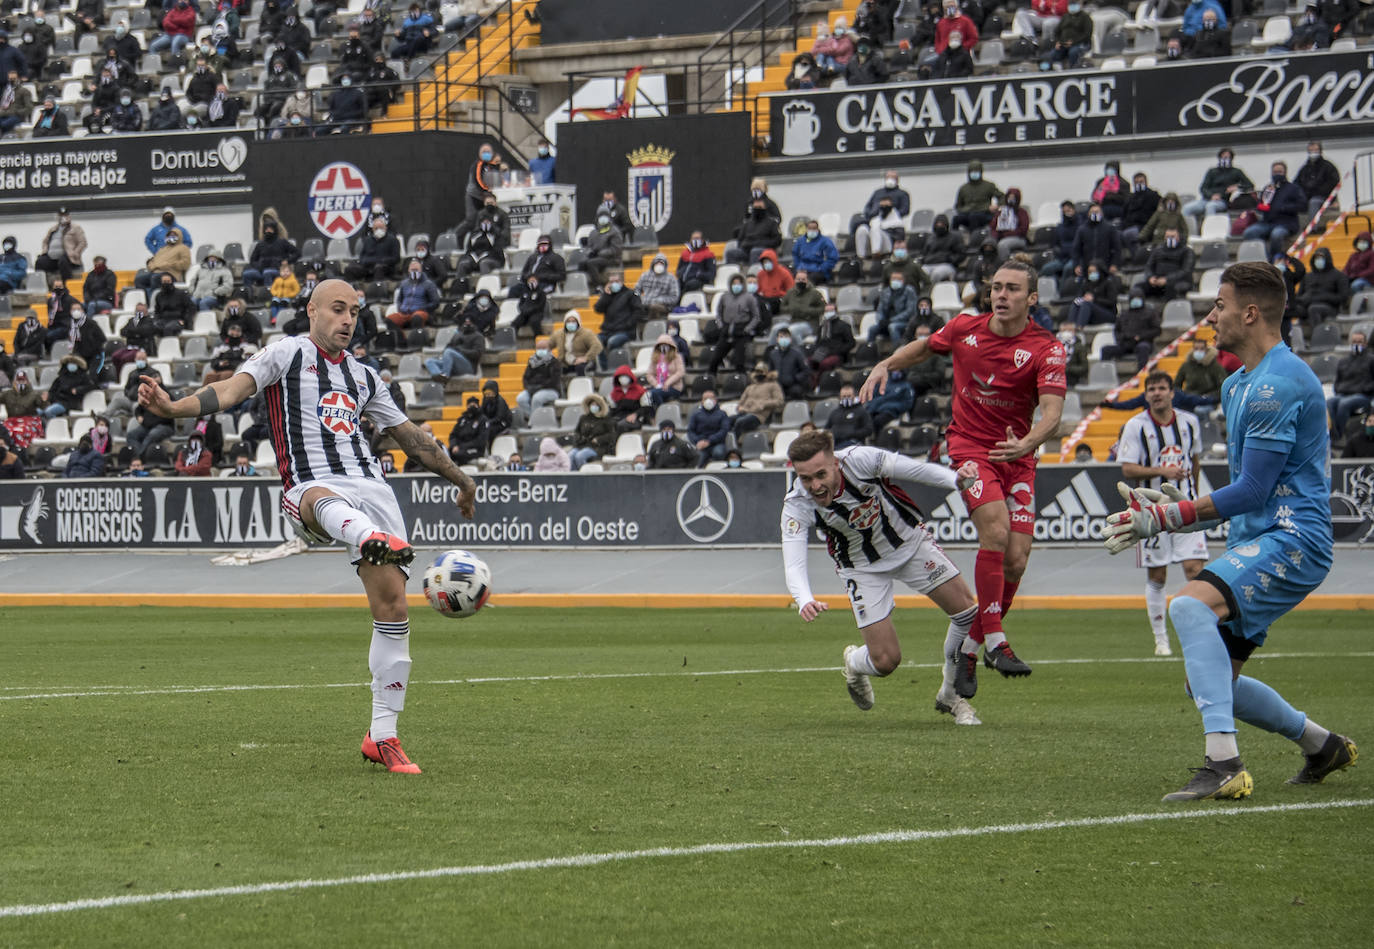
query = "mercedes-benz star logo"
(676, 475, 734, 543)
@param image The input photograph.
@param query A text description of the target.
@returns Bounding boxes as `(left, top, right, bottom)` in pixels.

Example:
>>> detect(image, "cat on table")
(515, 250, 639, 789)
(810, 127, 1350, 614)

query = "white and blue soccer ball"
(422, 549, 492, 618)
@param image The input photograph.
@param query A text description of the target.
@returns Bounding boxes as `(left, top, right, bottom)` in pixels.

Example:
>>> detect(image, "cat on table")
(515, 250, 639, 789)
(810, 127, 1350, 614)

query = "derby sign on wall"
(767, 50, 1374, 161)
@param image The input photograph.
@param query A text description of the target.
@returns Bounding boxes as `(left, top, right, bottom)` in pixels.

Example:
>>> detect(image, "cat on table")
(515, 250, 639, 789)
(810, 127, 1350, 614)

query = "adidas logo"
(383, 681, 405, 691)
(1036, 471, 1110, 541)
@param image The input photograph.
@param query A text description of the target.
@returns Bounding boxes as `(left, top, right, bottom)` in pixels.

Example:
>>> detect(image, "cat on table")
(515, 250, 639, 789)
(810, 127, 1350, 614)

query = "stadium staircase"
(747, 3, 860, 143)
(371, 1, 541, 134)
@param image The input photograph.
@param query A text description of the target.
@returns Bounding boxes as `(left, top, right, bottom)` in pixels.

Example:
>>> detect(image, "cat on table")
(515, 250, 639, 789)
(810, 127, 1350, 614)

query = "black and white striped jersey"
(781, 447, 956, 587)
(1116, 408, 1202, 499)
(237, 336, 407, 489)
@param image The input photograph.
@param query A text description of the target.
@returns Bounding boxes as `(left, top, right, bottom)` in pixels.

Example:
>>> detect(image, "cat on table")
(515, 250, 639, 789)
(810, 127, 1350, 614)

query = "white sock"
(1145, 579, 1167, 642)
(369, 620, 411, 741)
(1205, 732, 1240, 762)
(846, 644, 881, 677)
(1298, 718, 1331, 755)
(943, 606, 978, 688)
(983, 631, 1007, 651)
(313, 495, 380, 550)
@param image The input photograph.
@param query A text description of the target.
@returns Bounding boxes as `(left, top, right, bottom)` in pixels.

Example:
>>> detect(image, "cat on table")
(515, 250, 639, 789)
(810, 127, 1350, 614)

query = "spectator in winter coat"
(568, 393, 618, 469)
(785, 51, 825, 90)
(594, 271, 645, 367)
(1344, 231, 1374, 292)
(1119, 172, 1162, 253)
(952, 160, 1001, 231)
(518, 234, 567, 293)
(64, 434, 107, 478)
(648, 420, 697, 469)
(144, 208, 193, 256)
(790, 222, 838, 283)
(1297, 141, 1341, 210)
(138, 231, 192, 293)
(81, 257, 117, 314)
(731, 362, 785, 434)
(870, 273, 920, 343)
(779, 271, 826, 337)
(1187, 11, 1231, 57)
(550, 311, 602, 376)
(707, 274, 762, 372)
(66, 305, 107, 376)
(731, 198, 783, 265)
(390, 4, 436, 59)
(188, 250, 233, 312)
(515, 339, 562, 418)
(991, 187, 1031, 260)
(810, 306, 855, 377)
(1180, 0, 1228, 38)
(1071, 204, 1123, 275)
(933, 30, 974, 78)
(31, 97, 69, 137)
(479, 380, 513, 446)
(510, 275, 549, 337)
(268, 265, 301, 323)
(676, 231, 717, 292)
(1242, 161, 1308, 255)
(447, 398, 488, 464)
(1040, 3, 1093, 69)
(635, 253, 681, 319)
(1131, 228, 1195, 300)
(388, 260, 440, 328)
(688, 390, 731, 467)
(1091, 161, 1127, 221)
(608, 364, 648, 425)
(0, 235, 27, 295)
(1139, 192, 1188, 246)
(754, 249, 794, 316)
(43, 355, 95, 418)
(934, 1, 979, 52)
(854, 196, 906, 261)
(921, 214, 967, 284)
(345, 220, 402, 282)
(767, 328, 811, 400)
(827, 384, 874, 449)
(1040, 201, 1079, 280)
(150, 0, 198, 56)
(582, 212, 623, 287)
(532, 436, 571, 472)
(1100, 296, 1162, 369)
(1328, 331, 1374, 436)
(645, 335, 686, 406)
(153, 275, 196, 335)
(1065, 259, 1122, 326)
(242, 221, 299, 287)
(35, 209, 87, 282)
(1296, 247, 1351, 323)
(1015, 0, 1067, 43)
(148, 89, 185, 130)
(220, 298, 261, 346)
(1183, 146, 1255, 217)
(868, 369, 915, 430)
(811, 18, 856, 73)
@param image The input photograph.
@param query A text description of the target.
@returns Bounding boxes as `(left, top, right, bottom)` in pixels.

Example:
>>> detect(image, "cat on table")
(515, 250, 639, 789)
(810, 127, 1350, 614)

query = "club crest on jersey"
(1013, 348, 1032, 368)
(847, 496, 882, 530)
(966, 479, 984, 500)
(317, 391, 359, 436)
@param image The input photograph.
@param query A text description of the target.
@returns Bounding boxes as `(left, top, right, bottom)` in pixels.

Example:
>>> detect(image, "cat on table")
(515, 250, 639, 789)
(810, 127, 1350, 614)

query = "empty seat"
(555, 375, 594, 409)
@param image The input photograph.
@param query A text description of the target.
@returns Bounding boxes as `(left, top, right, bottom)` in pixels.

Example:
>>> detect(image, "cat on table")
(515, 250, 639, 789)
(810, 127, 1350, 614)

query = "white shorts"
(1136, 531, 1208, 568)
(283, 475, 409, 573)
(837, 533, 959, 628)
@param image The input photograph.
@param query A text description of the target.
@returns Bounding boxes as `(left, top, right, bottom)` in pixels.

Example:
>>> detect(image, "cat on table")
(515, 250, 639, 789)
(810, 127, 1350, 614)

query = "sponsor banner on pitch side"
(3, 463, 1373, 550)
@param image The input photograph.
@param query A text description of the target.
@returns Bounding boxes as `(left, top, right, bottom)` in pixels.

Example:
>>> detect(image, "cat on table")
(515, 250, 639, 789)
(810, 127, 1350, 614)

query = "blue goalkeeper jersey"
(1220, 342, 1332, 570)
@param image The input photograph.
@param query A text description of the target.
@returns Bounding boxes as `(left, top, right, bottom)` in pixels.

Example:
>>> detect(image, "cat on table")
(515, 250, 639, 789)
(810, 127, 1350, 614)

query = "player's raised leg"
(300, 486, 414, 567)
(358, 560, 422, 774)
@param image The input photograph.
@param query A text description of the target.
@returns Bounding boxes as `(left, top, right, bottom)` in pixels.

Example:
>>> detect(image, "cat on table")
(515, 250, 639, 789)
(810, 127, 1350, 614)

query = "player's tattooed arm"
(389, 420, 477, 519)
(139, 372, 256, 419)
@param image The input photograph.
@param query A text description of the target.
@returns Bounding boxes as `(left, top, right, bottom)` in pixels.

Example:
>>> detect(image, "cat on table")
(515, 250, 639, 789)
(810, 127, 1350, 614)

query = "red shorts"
(953, 454, 1038, 536)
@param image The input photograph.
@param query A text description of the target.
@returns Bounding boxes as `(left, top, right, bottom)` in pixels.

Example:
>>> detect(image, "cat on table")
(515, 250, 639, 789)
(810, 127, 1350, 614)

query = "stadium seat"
(183, 336, 209, 362)
(1311, 352, 1340, 382)
(1195, 242, 1228, 270)
(907, 423, 940, 453)
(222, 243, 245, 265)
(1307, 322, 1343, 352)
(910, 395, 941, 422)
(32, 417, 71, 445)
(70, 416, 94, 440)
(689, 373, 715, 399)
(1061, 391, 1083, 424)
(430, 326, 455, 352)
(759, 429, 799, 466)
(1235, 240, 1267, 263)
(559, 405, 582, 431)
(718, 372, 748, 399)
(555, 376, 594, 409)
(653, 402, 683, 429)
(601, 433, 645, 467)
(1162, 299, 1194, 328)
(835, 284, 865, 314)
(1087, 362, 1119, 388)
(976, 40, 1004, 67)
(1192, 215, 1229, 245)
(812, 398, 839, 428)
(490, 434, 518, 460)
(156, 337, 182, 361)
(490, 326, 516, 351)
(527, 406, 558, 431)
(394, 353, 423, 379)
(1187, 269, 1224, 305)
(930, 282, 961, 311)
(412, 382, 445, 408)
(737, 430, 770, 460)
(817, 212, 842, 238)
(327, 238, 355, 263)
(908, 208, 935, 235)
(79, 390, 106, 415)
(779, 401, 810, 428)
(1252, 15, 1292, 48)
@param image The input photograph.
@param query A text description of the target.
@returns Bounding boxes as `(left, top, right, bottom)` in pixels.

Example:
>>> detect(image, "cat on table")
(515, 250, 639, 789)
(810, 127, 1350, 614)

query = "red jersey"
(926, 313, 1067, 456)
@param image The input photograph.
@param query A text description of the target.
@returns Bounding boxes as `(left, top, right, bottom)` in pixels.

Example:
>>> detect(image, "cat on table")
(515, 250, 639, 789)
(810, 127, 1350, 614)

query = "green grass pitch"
(1, 606, 1371, 947)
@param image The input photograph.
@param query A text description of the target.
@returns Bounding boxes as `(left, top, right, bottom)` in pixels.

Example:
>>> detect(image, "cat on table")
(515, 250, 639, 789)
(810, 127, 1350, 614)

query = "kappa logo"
(962, 334, 979, 348)
(1287, 548, 1303, 567)
(317, 391, 359, 437)
(1257, 572, 1271, 591)
(1270, 561, 1287, 579)
(847, 496, 882, 530)
(1242, 584, 1255, 603)
(309, 161, 372, 238)
(983, 602, 1002, 615)
(1013, 348, 1032, 369)
(1274, 483, 1295, 496)
(676, 475, 734, 543)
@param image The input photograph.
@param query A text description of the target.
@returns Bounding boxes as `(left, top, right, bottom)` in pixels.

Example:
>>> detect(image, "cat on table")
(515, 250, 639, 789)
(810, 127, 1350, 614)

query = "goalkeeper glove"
(1102, 481, 1198, 555)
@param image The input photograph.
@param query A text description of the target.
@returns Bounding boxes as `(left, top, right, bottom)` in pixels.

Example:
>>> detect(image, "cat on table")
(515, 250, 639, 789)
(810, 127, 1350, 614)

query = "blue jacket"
(144, 222, 192, 254)
(791, 232, 838, 278)
(0, 249, 26, 288)
(64, 447, 107, 478)
(528, 154, 556, 184)
(1052, 214, 1078, 260)
(876, 284, 918, 327)
(688, 405, 731, 448)
(0, 43, 26, 80)
(395, 275, 440, 314)
(868, 379, 914, 419)
(399, 12, 434, 39)
(1259, 179, 1307, 233)
(1181, 0, 1227, 35)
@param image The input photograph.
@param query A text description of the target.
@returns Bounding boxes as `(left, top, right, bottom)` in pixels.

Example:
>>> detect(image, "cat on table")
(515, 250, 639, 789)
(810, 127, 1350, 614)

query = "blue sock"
(1168, 596, 1236, 735)
(1232, 675, 1306, 741)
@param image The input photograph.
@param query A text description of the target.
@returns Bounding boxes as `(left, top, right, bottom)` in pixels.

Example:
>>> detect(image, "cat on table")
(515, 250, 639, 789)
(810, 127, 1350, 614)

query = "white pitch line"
(1, 798, 1369, 920)
(3, 652, 1372, 703)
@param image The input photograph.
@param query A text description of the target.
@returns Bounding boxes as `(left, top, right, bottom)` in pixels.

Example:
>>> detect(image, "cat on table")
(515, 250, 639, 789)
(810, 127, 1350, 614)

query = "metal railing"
(693, 0, 800, 113)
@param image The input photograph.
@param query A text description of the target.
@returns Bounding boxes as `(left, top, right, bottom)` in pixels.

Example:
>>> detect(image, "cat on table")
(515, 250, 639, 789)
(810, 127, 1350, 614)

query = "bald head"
(307, 279, 361, 355)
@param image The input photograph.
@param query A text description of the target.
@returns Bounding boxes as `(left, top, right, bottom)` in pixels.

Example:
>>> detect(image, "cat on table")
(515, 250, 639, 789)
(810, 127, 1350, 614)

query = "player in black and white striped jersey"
(138, 279, 477, 774)
(780, 429, 983, 724)
(1115, 370, 1206, 656)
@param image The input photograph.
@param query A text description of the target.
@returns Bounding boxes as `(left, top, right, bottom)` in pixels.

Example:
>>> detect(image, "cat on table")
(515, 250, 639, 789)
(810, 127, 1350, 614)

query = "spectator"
(745, 178, 783, 227)
(593, 270, 645, 367)
(791, 220, 838, 284)
(688, 390, 731, 467)
(426, 317, 485, 382)
(869, 271, 919, 343)
(185, 56, 220, 109)
(144, 208, 192, 255)
(1297, 141, 1341, 210)
(779, 270, 826, 338)
(188, 249, 232, 312)
(932, 30, 974, 78)
(635, 253, 681, 320)
(1100, 295, 1161, 370)
(664, 319, 692, 367)
(732, 362, 784, 434)
(952, 161, 1000, 231)
(1040, 201, 1079, 280)
(1296, 247, 1350, 323)
(1344, 231, 1374, 292)
(120, 306, 159, 354)
(826, 383, 874, 449)
(505, 453, 529, 472)
(326, 75, 368, 133)
(148, 89, 185, 131)
(514, 339, 561, 418)
(31, 208, 83, 284)
(550, 311, 601, 377)
(456, 216, 507, 282)
(1015, 0, 1067, 43)
(730, 196, 782, 265)
(591, 189, 634, 241)
(676, 231, 718, 293)
(754, 249, 794, 317)
(479, 380, 513, 446)
(1173, 338, 1229, 408)
(1071, 203, 1123, 276)
(767, 327, 811, 400)
(648, 419, 697, 469)
(582, 210, 623, 287)
(1056, 322, 1090, 387)
(152, 273, 196, 336)
(868, 368, 915, 429)
(150, 0, 198, 56)
(1342, 413, 1374, 458)
(229, 450, 258, 477)
(81, 256, 117, 314)
(388, 259, 439, 329)
(1119, 172, 1161, 253)
(364, 50, 400, 112)
(66, 304, 107, 378)
(706, 274, 761, 372)
(1139, 192, 1187, 248)
(1242, 161, 1307, 255)
(345, 219, 401, 282)
(445, 398, 485, 464)
(1179, 0, 1228, 41)
(0, 68, 31, 134)
(205, 83, 244, 128)
(1188, 9, 1231, 57)
(1328, 330, 1373, 436)
(935, 0, 979, 51)
(1182, 146, 1255, 217)
(31, 96, 68, 137)
(533, 436, 570, 472)
(0, 427, 23, 478)
(1090, 161, 1127, 223)
(785, 51, 824, 90)
(529, 139, 556, 184)
(991, 187, 1030, 260)
(1039, 2, 1092, 69)
(17, 26, 45, 80)
(1, 366, 42, 443)
(1132, 228, 1195, 301)
(569, 393, 617, 470)
(608, 363, 649, 425)
(510, 274, 548, 337)
(109, 90, 143, 133)
(633, 335, 680, 407)
(1065, 259, 1121, 327)
(266, 264, 301, 324)
(64, 434, 106, 478)
(42, 355, 95, 419)
(811, 18, 855, 74)
(220, 298, 261, 346)
(844, 39, 889, 85)
(391, 4, 436, 60)
(203, 323, 256, 385)
(134, 232, 192, 296)
(811, 305, 855, 378)
(123, 368, 172, 458)
(854, 195, 906, 262)
(457, 288, 499, 335)
(519, 234, 566, 293)
(921, 213, 966, 284)
(276, 10, 312, 66)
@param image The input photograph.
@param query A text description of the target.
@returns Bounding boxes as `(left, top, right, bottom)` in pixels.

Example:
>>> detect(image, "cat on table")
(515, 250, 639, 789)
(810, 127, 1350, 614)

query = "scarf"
(208, 95, 225, 122)
(0, 84, 12, 109)
(183, 439, 204, 466)
(91, 428, 110, 454)
(995, 205, 1018, 232)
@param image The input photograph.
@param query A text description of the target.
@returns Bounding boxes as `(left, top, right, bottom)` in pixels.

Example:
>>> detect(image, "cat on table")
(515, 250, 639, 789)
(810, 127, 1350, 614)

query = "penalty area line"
(2, 799, 1370, 919)
(3, 652, 1373, 702)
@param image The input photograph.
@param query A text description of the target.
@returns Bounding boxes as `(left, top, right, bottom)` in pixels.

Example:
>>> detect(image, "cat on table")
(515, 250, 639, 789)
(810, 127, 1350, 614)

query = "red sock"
(973, 549, 1005, 641)
(1001, 579, 1020, 619)
(967, 608, 984, 646)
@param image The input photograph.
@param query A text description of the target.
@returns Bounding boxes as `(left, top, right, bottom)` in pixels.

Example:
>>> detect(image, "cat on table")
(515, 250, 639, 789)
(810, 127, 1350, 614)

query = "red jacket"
(1031, 0, 1068, 15)
(161, 5, 198, 38)
(754, 249, 794, 301)
(935, 14, 979, 53)
(1344, 231, 1374, 283)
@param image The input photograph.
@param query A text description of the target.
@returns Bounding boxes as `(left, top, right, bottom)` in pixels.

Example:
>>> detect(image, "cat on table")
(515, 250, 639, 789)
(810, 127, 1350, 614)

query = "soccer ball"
(422, 549, 492, 619)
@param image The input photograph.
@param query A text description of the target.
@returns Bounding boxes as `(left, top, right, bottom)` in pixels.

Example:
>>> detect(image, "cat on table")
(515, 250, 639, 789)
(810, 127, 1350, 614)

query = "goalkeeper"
(1102, 262, 1356, 802)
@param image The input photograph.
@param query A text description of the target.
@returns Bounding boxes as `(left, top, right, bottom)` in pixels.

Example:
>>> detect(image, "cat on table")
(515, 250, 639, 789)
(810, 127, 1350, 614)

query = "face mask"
(945, 7, 958, 17)
(290, 116, 302, 125)
(588, 404, 602, 415)
(1089, 213, 1103, 223)
(1315, 258, 1328, 270)
(477, 297, 492, 309)
(730, 284, 744, 295)
(564, 321, 578, 332)
(597, 216, 610, 227)
(934, 224, 948, 235)
(1088, 272, 1101, 283)
(64, 363, 77, 373)
(161, 283, 173, 292)
(891, 280, 904, 290)
(1166, 201, 1179, 212)
(661, 430, 675, 442)
(116, 26, 127, 37)
(1308, 152, 1321, 163)
(796, 279, 808, 289)
(1192, 351, 1207, 363)
(1133, 181, 1146, 192)
(535, 349, 551, 361)
(969, 171, 981, 181)
(1272, 174, 1285, 184)
(607, 281, 622, 293)
(727, 459, 742, 468)
(1358, 241, 1372, 252)
(884, 178, 897, 189)
(410, 271, 422, 281)
(357, 297, 366, 307)
(373, 229, 385, 238)
(96, 423, 108, 433)
(120, 96, 131, 106)
(1218, 157, 1232, 168)
(1068, 2, 1081, 11)
(834, 27, 845, 36)
(839, 396, 855, 407)
(537, 244, 550, 254)
(480, 150, 493, 161)
(746, 281, 758, 294)
(616, 375, 630, 386)
(1130, 297, 1144, 309)
(653, 263, 665, 274)
(1, 241, 12, 252)
(891, 248, 907, 261)
(806, 229, 819, 240)
(703, 399, 716, 411)
(824, 311, 837, 321)
(949, 36, 962, 48)
(538, 147, 550, 157)
(1058, 331, 1076, 344)
(341, 77, 352, 87)
(777, 336, 792, 350)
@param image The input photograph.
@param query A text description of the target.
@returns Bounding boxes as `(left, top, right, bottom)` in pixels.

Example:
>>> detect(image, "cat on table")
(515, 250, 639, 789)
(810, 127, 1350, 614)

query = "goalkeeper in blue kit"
(1103, 263, 1357, 802)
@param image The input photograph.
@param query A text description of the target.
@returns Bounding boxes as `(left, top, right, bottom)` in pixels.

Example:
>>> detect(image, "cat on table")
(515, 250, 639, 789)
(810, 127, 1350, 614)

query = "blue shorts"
(1198, 534, 1328, 647)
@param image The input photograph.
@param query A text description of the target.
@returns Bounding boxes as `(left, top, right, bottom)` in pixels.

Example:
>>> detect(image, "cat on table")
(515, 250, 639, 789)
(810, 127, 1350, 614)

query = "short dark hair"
(1144, 370, 1173, 389)
(1221, 262, 1286, 326)
(787, 428, 835, 464)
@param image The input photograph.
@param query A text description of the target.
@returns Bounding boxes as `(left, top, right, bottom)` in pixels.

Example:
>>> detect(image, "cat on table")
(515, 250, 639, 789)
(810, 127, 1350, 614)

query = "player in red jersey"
(860, 261, 1066, 699)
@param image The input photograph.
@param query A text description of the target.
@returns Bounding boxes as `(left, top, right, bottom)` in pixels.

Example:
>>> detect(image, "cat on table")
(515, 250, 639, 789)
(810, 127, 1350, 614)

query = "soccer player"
(1103, 263, 1357, 801)
(860, 261, 1066, 699)
(781, 429, 983, 724)
(1115, 370, 1205, 656)
(137, 279, 477, 775)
